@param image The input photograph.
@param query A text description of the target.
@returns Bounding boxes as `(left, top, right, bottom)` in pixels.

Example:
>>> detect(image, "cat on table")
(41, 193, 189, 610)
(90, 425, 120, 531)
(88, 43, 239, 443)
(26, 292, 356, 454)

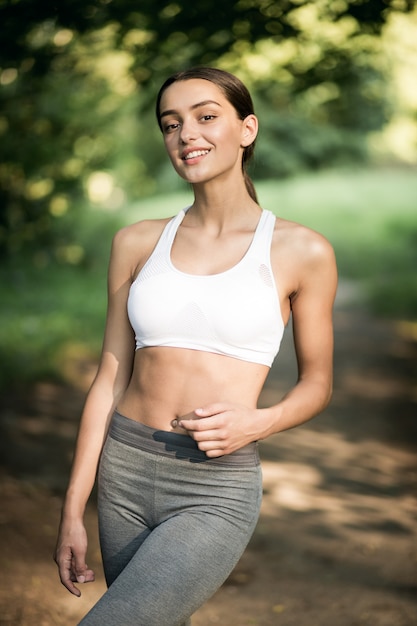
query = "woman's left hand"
(178, 404, 269, 457)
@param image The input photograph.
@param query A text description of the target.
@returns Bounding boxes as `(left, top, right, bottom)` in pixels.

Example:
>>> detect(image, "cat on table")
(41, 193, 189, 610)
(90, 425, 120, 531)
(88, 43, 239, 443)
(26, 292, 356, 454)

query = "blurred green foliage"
(1, 0, 416, 264)
(258, 166, 417, 318)
(253, 105, 367, 178)
(1, 167, 416, 389)
(1, 1, 416, 391)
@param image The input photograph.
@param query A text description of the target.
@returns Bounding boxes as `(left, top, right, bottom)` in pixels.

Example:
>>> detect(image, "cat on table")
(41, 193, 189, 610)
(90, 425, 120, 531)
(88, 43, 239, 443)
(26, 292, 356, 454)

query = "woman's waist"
(117, 386, 258, 434)
(120, 346, 266, 424)
(107, 410, 260, 467)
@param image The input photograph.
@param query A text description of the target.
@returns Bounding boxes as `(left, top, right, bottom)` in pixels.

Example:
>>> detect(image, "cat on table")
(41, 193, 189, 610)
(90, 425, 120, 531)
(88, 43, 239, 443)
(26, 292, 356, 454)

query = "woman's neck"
(189, 179, 260, 230)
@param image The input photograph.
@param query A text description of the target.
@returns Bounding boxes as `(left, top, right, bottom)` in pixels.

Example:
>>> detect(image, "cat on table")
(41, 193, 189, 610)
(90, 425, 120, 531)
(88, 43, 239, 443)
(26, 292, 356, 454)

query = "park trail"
(0, 280, 416, 626)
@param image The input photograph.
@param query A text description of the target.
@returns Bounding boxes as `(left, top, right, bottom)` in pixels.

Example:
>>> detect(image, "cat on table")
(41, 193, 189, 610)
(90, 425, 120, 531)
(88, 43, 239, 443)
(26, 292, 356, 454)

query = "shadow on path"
(0, 284, 416, 625)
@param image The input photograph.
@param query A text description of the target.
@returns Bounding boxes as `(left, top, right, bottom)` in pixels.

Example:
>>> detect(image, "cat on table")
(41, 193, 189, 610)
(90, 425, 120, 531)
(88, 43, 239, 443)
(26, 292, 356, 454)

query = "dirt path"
(1, 284, 416, 625)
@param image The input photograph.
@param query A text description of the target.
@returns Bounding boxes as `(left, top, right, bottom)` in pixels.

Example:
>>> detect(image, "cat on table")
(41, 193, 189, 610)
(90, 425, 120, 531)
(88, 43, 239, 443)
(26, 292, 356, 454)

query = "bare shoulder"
(273, 216, 335, 267)
(110, 216, 172, 277)
(270, 216, 337, 303)
(113, 216, 171, 250)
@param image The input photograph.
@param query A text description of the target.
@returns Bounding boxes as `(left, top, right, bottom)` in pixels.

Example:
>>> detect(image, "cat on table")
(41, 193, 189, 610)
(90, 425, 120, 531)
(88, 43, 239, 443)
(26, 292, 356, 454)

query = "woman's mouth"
(182, 149, 210, 161)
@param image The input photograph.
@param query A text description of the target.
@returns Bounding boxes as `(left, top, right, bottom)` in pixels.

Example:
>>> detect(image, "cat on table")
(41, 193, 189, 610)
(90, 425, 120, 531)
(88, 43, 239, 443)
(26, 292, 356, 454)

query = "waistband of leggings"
(108, 410, 260, 467)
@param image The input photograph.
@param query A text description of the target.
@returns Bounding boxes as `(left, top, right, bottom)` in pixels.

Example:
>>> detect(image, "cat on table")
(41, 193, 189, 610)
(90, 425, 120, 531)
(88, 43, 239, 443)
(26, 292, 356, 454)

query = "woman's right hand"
(54, 518, 95, 596)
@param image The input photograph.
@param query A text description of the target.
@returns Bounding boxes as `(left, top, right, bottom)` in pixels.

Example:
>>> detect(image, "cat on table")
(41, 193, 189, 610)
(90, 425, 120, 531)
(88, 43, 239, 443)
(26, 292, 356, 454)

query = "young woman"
(54, 67, 337, 625)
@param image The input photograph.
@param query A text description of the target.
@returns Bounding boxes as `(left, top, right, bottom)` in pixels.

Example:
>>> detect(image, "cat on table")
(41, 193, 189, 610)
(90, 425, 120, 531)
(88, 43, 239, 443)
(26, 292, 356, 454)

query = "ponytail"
(243, 169, 258, 203)
(243, 139, 257, 202)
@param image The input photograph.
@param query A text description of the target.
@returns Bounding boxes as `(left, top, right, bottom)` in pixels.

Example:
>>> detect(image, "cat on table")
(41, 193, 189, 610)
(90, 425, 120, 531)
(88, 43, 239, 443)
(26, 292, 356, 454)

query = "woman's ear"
(241, 114, 258, 147)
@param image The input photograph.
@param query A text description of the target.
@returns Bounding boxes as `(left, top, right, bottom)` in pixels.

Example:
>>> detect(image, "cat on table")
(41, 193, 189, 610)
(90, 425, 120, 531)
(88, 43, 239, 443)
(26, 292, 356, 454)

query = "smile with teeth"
(182, 149, 210, 161)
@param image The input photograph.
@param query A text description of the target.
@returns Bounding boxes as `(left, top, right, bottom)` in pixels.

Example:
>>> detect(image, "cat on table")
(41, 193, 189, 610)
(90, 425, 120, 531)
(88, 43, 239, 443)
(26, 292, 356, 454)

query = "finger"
(72, 553, 94, 585)
(57, 550, 82, 596)
(191, 429, 225, 443)
(69, 568, 95, 584)
(72, 567, 95, 584)
(194, 404, 227, 417)
(77, 565, 95, 584)
(196, 436, 227, 450)
(62, 576, 81, 596)
(204, 447, 227, 458)
(178, 417, 219, 432)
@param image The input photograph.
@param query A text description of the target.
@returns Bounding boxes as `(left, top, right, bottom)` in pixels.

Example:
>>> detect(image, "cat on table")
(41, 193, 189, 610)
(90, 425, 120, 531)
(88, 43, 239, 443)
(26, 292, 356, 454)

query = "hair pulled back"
(156, 67, 258, 202)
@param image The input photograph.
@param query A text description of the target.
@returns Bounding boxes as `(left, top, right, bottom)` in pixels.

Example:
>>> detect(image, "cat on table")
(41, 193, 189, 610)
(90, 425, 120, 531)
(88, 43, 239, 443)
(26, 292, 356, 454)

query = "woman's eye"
(163, 123, 180, 133)
(201, 115, 216, 122)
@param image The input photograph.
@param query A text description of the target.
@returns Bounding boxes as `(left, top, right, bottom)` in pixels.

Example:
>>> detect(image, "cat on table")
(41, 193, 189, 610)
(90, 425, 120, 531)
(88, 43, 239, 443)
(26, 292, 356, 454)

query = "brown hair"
(156, 67, 258, 202)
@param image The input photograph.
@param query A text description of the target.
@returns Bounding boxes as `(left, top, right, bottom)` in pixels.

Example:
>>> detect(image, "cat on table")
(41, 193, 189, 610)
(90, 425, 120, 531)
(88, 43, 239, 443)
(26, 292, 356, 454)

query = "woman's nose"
(179, 119, 198, 143)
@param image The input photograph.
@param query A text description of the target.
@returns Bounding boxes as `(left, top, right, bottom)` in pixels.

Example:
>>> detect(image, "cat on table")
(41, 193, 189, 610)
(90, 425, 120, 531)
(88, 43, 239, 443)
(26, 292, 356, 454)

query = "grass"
(1, 263, 107, 389)
(256, 167, 417, 317)
(1, 166, 416, 389)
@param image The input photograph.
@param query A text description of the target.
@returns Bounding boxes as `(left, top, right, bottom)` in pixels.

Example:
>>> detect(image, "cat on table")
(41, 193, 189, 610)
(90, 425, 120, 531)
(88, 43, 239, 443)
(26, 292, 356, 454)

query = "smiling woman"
(156, 67, 259, 201)
(159, 79, 257, 194)
(54, 67, 337, 626)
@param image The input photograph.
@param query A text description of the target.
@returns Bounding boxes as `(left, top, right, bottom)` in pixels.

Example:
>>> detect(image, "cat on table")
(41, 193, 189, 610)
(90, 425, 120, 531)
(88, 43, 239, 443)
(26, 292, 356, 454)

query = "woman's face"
(158, 78, 257, 186)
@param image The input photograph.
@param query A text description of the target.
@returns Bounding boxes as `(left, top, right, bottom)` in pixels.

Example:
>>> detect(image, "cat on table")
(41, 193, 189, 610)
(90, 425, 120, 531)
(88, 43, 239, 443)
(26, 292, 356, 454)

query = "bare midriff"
(117, 346, 270, 433)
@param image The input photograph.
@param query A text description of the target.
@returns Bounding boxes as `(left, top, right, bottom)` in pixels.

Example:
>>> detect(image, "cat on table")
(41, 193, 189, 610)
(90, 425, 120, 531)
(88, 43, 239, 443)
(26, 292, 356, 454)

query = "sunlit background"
(1, 2, 416, 625)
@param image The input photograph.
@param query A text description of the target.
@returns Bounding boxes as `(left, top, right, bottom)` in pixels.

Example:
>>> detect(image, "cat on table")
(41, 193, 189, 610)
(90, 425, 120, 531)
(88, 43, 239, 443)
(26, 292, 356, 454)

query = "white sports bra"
(127, 208, 284, 367)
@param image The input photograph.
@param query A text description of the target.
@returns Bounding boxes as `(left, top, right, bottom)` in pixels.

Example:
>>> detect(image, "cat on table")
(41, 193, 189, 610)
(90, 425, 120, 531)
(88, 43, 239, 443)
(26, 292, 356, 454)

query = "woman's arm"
(179, 229, 338, 454)
(54, 227, 137, 595)
(259, 232, 338, 437)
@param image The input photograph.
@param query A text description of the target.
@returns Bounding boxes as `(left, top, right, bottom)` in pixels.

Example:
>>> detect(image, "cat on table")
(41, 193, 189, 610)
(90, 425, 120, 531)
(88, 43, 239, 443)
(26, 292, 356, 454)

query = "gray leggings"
(78, 411, 262, 626)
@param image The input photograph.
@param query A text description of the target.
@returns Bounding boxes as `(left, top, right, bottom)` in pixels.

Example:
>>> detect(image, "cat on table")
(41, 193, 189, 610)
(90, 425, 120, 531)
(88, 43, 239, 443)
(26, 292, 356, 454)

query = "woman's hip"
(98, 410, 263, 525)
